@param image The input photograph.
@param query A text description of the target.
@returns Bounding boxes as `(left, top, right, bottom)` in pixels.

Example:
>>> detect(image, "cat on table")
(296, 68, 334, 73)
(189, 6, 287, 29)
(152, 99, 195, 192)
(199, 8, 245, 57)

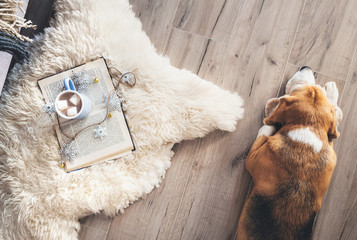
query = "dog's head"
(285, 66, 316, 95)
(264, 85, 342, 139)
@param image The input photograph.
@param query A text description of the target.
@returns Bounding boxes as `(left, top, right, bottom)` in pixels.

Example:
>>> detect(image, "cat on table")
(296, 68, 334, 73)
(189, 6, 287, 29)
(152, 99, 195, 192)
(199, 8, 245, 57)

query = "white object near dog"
(285, 66, 316, 95)
(284, 66, 342, 123)
(288, 127, 323, 153)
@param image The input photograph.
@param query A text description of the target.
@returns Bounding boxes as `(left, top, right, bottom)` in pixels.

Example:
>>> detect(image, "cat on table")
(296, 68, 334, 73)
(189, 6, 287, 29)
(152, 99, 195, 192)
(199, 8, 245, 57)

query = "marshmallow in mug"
(57, 100, 68, 111)
(69, 94, 80, 105)
(67, 106, 78, 117)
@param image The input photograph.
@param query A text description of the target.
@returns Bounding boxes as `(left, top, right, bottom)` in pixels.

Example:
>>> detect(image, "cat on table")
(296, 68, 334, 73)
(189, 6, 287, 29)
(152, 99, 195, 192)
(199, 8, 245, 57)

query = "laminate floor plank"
(163, 28, 211, 72)
(161, 132, 253, 240)
(289, 0, 357, 80)
(196, 39, 228, 83)
(163, 27, 228, 81)
(105, 141, 208, 240)
(80, 226, 109, 240)
(338, 178, 357, 240)
(172, 0, 242, 42)
(216, 0, 305, 92)
(129, 0, 180, 53)
(79, 214, 112, 240)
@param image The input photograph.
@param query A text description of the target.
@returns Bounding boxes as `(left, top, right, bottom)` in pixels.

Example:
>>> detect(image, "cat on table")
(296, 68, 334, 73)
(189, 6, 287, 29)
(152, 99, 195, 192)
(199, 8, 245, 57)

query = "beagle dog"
(237, 67, 342, 240)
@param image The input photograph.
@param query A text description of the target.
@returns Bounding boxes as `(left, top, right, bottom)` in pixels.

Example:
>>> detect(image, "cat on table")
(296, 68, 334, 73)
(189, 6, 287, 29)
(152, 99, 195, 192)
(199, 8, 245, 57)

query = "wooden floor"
(79, 0, 357, 239)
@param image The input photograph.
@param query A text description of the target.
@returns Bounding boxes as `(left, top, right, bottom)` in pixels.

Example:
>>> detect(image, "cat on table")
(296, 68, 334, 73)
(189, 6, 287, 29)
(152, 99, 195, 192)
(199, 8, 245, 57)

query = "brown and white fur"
(237, 67, 342, 240)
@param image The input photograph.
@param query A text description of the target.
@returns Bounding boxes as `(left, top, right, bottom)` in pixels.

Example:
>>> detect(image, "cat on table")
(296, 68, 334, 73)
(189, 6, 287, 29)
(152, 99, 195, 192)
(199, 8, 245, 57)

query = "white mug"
(55, 78, 92, 120)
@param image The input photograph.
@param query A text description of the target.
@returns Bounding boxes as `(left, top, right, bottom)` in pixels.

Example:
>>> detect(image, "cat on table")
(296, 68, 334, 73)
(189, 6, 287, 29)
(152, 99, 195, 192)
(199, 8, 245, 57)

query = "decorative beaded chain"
(44, 62, 136, 168)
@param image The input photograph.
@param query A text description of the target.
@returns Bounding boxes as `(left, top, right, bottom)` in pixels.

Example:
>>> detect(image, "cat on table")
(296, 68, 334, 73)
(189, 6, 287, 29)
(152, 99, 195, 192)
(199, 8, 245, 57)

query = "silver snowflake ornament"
(72, 69, 91, 92)
(59, 141, 78, 162)
(94, 125, 107, 140)
(43, 102, 55, 114)
(122, 73, 134, 83)
(103, 93, 124, 112)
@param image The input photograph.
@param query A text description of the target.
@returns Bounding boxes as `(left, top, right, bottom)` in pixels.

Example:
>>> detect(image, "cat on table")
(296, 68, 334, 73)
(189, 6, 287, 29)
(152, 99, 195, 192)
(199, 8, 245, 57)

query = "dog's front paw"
(257, 125, 276, 138)
(325, 81, 339, 105)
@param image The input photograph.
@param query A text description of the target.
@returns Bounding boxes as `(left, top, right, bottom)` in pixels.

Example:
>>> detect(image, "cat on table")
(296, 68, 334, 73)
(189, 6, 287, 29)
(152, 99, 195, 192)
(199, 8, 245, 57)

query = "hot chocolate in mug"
(55, 78, 92, 120)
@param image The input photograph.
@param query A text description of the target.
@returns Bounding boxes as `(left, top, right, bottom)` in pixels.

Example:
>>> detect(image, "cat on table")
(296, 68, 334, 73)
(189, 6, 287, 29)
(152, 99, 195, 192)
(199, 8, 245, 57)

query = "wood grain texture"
(172, 0, 242, 42)
(163, 28, 210, 72)
(153, 133, 252, 240)
(217, 0, 305, 94)
(163, 27, 227, 82)
(104, 139, 245, 240)
(129, 0, 179, 53)
(289, 0, 357, 80)
(196, 40, 227, 82)
(80, 226, 109, 240)
(79, 0, 357, 239)
(79, 213, 112, 239)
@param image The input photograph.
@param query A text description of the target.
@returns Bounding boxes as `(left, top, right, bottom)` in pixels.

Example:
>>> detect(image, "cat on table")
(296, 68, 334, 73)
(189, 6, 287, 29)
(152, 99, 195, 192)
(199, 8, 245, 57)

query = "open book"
(38, 58, 135, 172)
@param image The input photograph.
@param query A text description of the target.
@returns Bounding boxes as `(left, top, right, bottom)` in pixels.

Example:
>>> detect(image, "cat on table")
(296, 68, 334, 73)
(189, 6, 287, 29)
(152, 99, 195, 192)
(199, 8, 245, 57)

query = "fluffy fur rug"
(0, 0, 244, 239)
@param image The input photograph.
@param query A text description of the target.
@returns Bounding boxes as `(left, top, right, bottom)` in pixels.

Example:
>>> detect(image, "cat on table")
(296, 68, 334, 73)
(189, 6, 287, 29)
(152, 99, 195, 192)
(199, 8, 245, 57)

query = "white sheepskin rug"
(0, 0, 244, 239)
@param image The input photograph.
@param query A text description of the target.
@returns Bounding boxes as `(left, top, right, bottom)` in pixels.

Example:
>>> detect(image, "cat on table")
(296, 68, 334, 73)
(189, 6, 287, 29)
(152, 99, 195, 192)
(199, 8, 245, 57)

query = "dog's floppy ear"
(264, 96, 298, 125)
(328, 106, 342, 139)
(328, 117, 339, 139)
(265, 98, 280, 118)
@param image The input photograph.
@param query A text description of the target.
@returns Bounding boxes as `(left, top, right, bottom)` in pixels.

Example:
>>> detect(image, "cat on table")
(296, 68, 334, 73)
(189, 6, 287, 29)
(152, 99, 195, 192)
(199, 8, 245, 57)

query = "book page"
(55, 109, 133, 171)
(38, 58, 135, 172)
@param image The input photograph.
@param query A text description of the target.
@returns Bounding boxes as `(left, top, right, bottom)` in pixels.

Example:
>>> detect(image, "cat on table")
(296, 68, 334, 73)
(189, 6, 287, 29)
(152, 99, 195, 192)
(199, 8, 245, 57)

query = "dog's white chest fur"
(288, 127, 322, 152)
